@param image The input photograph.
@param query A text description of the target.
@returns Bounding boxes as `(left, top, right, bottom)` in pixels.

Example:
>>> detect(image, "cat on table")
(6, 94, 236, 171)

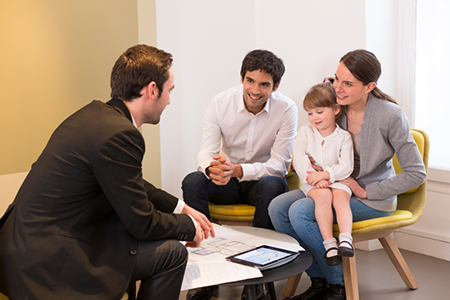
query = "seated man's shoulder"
(271, 90, 296, 107)
(215, 85, 242, 98)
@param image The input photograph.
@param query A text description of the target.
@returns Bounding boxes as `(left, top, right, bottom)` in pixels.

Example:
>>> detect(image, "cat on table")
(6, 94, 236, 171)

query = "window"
(415, 0, 450, 172)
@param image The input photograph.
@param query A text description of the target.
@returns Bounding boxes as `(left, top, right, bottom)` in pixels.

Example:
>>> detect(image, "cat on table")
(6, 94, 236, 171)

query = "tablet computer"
(225, 245, 300, 270)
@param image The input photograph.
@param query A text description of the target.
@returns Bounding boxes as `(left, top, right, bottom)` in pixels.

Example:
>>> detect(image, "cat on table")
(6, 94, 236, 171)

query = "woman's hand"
(340, 177, 367, 199)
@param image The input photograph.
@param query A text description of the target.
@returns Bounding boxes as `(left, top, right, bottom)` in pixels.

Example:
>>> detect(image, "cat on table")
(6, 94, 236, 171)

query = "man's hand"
(182, 204, 215, 239)
(207, 154, 233, 185)
(340, 177, 367, 199)
(185, 222, 204, 248)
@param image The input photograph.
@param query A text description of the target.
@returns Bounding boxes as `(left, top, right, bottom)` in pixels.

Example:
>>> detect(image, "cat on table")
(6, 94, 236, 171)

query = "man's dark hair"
(240, 49, 285, 89)
(111, 44, 173, 101)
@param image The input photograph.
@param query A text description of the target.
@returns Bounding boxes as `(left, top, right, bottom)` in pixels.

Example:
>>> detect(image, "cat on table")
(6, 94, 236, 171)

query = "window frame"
(399, 0, 450, 184)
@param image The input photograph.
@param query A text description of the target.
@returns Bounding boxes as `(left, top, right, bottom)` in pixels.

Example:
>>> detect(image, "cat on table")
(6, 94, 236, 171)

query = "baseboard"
(355, 239, 383, 251)
(355, 229, 450, 262)
(394, 228, 450, 262)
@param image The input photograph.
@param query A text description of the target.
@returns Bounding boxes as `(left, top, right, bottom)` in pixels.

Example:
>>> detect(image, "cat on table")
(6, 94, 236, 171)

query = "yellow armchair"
(209, 163, 301, 226)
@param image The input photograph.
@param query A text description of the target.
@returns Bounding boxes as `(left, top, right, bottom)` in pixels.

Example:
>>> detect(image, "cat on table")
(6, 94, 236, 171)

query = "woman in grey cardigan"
(268, 49, 426, 300)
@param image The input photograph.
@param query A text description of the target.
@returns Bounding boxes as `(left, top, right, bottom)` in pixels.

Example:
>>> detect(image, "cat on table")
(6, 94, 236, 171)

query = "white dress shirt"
(293, 123, 354, 195)
(197, 85, 298, 181)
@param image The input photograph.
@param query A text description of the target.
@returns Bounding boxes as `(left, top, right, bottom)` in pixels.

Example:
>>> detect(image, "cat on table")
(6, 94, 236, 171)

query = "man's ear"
(144, 81, 159, 100)
(272, 82, 280, 92)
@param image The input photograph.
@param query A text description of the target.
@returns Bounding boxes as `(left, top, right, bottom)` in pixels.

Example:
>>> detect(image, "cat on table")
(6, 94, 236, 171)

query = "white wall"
(0, 172, 28, 215)
(154, 0, 366, 198)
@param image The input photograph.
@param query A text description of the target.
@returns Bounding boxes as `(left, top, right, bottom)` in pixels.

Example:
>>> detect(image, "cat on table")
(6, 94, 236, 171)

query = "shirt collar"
(131, 113, 138, 128)
(238, 90, 272, 115)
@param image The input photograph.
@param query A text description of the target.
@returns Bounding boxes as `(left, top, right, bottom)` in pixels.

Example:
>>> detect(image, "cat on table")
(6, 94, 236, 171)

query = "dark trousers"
(129, 239, 188, 300)
(182, 171, 288, 229)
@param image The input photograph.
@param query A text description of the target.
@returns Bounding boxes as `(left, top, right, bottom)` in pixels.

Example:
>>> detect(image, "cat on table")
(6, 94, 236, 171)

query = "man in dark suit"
(0, 44, 214, 300)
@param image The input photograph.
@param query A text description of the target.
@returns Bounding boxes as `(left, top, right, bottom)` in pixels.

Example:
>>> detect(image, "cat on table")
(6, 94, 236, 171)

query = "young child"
(293, 78, 354, 266)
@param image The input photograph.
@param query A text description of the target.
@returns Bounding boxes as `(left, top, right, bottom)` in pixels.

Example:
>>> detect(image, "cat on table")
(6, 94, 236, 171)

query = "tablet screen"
(226, 245, 299, 269)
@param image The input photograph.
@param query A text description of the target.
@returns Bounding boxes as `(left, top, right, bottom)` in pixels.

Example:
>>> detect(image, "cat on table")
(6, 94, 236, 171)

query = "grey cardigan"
(338, 95, 426, 212)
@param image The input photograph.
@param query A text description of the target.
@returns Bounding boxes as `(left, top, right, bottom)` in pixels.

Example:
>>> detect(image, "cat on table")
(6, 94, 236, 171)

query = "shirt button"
(130, 250, 137, 255)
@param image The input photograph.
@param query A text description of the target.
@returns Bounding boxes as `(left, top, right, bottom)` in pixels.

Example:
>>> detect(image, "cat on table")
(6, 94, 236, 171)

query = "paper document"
(181, 223, 303, 290)
(181, 260, 262, 290)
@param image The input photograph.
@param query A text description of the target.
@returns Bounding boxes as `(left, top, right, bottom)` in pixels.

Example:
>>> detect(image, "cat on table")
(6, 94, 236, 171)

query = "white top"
(197, 85, 298, 181)
(293, 123, 354, 195)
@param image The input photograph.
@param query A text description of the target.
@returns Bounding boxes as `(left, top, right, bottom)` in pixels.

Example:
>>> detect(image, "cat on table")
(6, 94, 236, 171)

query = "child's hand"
(306, 171, 325, 186)
(315, 180, 331, 189)
(306, 170, 331, 186)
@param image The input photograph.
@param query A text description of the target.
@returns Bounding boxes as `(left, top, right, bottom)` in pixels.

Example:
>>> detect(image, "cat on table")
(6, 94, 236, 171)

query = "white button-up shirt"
(197, 85, 298, 181)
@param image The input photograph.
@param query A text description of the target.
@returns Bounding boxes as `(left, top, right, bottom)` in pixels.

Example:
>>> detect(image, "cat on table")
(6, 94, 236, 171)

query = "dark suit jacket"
(0, 99, 195, 299)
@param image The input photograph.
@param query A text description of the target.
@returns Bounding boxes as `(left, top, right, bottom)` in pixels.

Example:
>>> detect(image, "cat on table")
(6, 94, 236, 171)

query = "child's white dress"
(293, 123, 354, 196)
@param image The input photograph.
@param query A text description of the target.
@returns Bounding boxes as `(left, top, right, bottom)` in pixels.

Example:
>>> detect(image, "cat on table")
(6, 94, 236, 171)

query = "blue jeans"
(268, 189, 392, 285)
(182, 171, 288, 229)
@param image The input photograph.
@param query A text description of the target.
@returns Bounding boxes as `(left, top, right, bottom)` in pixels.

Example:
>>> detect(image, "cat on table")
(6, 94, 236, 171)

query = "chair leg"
(267, 282, 277, 300)
(342, 255, 359, 300)
(379, 235, 418, 289)
(282, 273, 303, 298)
(126, 281, 136, 300)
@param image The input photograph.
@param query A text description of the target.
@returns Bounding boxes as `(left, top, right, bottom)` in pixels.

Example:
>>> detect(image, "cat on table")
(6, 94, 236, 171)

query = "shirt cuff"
(175, 200, 197, 229)
(325, 167, 335, 183)
(187, 214, 198, 228)
(239, 163, 253, 181)
(173, 199, 185, 214)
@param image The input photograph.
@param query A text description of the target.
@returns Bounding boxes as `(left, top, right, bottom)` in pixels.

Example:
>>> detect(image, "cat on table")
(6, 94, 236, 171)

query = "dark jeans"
(182, 171, 288, 229)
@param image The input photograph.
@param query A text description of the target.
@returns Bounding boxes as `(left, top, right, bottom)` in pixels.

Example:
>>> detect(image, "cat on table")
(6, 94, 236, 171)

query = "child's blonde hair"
(303, 78, 339, 113)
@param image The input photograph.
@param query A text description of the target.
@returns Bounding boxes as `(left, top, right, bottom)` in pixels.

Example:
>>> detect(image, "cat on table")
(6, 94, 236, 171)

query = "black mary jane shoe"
(288, 277, 327, 300)
(337, 241, 354, 257)
(186, 285, 218, 300)
(324, 248, 342, 266)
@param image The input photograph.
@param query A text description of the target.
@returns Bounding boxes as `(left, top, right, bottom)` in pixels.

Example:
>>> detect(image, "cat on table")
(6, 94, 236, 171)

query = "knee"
(268, 191, 293, 220)
(182, 171, 207, 190)
(259, 176, 287, 188)
(314, 195, 333, 206)
(165, 240, 189, 264)
(268, 196, 281, 219)
(257, 176, 288, 195)
(289, 199, 316, 223)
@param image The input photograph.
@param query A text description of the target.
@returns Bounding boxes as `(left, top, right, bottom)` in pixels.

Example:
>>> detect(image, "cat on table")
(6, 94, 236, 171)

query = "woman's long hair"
(340, 49, 397, 104)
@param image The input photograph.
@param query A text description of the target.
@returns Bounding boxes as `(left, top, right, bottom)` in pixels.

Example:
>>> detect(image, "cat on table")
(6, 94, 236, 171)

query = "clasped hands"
(206, 154, 240, 186)
(185, 154, 242, 247)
